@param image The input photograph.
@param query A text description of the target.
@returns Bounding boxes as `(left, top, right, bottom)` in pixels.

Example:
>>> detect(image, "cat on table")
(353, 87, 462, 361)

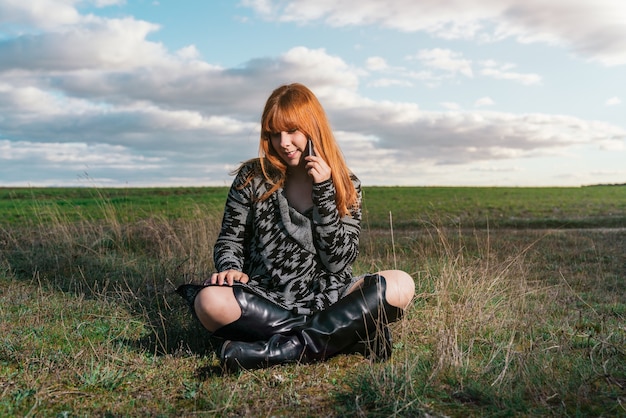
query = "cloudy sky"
(1, 0, 625, 187)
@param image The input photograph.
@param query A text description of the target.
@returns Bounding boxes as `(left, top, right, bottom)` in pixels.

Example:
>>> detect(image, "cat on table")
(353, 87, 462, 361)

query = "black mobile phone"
(308, 138, 314, 157)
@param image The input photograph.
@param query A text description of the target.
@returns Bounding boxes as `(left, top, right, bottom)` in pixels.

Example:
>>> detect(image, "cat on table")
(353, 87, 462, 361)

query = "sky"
(0, 0, 625, 187)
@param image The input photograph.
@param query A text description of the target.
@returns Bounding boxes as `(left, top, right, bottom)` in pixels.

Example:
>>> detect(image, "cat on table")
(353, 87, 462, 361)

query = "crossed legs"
(193, 269, 415, 334)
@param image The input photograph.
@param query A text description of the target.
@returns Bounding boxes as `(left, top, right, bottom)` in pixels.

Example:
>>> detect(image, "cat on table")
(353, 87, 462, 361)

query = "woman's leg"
(194, 286, 241, 332)
(220, 274, 406, 371)
(347, 270, 415, 310)
(180, 284, 309, 342)
(178, 283, 394, 360)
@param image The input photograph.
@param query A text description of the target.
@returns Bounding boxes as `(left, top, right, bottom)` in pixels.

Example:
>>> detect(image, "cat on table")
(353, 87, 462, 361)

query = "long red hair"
(240, 83, 358, 217)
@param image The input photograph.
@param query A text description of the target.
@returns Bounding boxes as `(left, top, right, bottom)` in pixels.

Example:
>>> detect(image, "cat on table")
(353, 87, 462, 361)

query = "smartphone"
(307, 138, 314, 157)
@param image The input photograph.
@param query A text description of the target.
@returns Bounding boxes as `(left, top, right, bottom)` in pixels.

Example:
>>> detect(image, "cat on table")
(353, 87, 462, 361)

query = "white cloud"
(474, 97, 495, 107)
(480, 68, 541, 85)
(411, 48, 473, 78)
(0, 0, 81, 30)
(497, 0, 626, 66)
(364, 52, 537, 89)
(281, 46, 360, 90)
(328, 99, 626, 166)
(0, 17, 168, 72)
(0, 82, 260, 152)
(479, 61, 541, 85)
(366, 56, 389, 71)
(244, 0, 626, 66)
(241, 0, 276, 17)
(471, 165, 522, 172)
(93, 0, 125, 6)
(368, 78, 413, 88)
(605, 96, 622, 106)
(0, 139, 162, 169)
(176, 45, 201, 60)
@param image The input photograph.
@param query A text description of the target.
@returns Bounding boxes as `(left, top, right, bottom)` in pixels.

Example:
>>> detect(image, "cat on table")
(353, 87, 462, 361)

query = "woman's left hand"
(204, 270, 249, 286)
(305, 155, 331, 184)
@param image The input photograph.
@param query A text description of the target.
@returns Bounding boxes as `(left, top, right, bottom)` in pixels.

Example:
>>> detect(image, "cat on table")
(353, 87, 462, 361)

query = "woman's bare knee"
(194, 286, 241, 332)
(378, 270, 415, 309)
(346, 271, 415, 309)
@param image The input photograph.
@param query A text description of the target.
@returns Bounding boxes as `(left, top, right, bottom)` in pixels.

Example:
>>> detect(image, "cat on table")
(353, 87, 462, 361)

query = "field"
(1, 185, 625, 417)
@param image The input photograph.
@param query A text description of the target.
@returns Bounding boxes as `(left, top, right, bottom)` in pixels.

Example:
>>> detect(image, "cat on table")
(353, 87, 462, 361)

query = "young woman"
(177, 83, 415, 371)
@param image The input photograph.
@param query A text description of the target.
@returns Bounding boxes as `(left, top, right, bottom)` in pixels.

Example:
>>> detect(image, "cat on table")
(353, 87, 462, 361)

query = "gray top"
(214, 159, 362, 314)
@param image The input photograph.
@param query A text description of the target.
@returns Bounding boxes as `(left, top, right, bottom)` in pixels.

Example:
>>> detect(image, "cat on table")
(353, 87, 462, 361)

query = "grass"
(0, 187, 229, 226)
(360, 185, 626, 228)
(2, 184, 625, 228)
(1, 186, 625, 416)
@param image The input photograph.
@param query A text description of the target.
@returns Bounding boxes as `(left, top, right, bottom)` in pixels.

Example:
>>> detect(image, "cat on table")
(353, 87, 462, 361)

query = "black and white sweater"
(213, 159, 362, 314)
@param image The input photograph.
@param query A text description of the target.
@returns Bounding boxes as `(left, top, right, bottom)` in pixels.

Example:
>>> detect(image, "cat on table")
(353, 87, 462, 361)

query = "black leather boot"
(177, 280, 394, 359)
(220, 275, 402, 371)
(176, 283, 308, 342)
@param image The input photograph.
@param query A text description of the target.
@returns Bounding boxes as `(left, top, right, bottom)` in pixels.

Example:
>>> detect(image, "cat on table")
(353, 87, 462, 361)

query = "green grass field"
(2, 185, 624, 227)
(1, 186, 624, 416)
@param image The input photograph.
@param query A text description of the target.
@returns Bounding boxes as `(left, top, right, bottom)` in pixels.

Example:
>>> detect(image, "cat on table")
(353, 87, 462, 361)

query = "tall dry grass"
(425, 227, 531, 382)
(2, 200, 222, 355)
(339, 223, 625, 416)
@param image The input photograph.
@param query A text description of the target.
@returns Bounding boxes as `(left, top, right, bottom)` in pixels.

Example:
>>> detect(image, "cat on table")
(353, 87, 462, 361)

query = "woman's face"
(269, 129, 309, 167)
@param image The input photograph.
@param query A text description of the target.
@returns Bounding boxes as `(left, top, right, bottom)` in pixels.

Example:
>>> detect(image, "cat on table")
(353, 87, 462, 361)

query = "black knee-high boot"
(177, 280, 395, 359)
(219, 275, 403, 371)
(175, 283, 308, 342)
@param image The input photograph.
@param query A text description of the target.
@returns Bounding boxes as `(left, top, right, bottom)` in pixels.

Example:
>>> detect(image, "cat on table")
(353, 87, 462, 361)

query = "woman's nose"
(279, 132, 291, 146)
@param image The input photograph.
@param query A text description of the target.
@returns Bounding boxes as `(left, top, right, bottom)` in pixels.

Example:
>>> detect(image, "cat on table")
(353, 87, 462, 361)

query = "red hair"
(240, 83, 357, 217)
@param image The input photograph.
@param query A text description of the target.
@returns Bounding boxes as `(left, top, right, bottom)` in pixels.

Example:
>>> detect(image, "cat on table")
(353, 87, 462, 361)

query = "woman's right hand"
(204, 270, 250, 286)
(305, 154, 331, 184)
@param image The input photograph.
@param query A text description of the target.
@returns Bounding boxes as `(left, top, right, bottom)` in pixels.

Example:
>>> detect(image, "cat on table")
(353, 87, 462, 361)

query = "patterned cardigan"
(213, 159, 362, 314)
